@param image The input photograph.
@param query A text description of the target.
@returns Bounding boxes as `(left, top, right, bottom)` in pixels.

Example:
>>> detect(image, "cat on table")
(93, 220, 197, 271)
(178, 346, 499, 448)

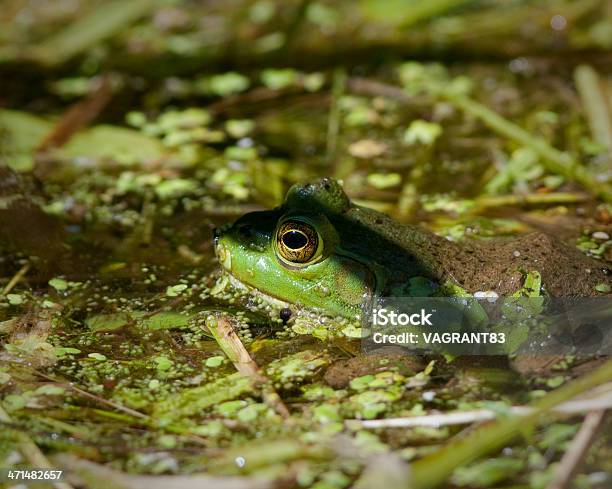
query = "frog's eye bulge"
(275, 220, 321, 265)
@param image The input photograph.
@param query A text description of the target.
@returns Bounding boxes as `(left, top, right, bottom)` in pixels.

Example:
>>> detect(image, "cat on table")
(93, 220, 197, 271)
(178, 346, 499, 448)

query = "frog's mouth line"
(224, 272, 295, 310)
(223, 271, 360, 321)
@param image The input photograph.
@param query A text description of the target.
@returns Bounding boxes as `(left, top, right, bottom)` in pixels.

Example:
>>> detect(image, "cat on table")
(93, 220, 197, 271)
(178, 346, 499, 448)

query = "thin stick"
(0, 404, 74, 489)
(396, 0, 476, 28)
(347, 77, 411, 103)
(327, 67, 346, 168)
(25, 0, 156, 67)
(344, 77, 612, 202)
(34, 371, 148, 420)
(410, 359, 612, 489)
(1, 262, 30, 296)
(138, 192, 156, 246)
(205, 313, 290, 418)
(574, 65, 612, 153)
(348, 390, 612, 429)
(546, 410, 607, 489)
(444, 92, 612, 202)
(473, 192, 590, 210)
(34, 373, 210, 442)
(37, 74, 114, 152)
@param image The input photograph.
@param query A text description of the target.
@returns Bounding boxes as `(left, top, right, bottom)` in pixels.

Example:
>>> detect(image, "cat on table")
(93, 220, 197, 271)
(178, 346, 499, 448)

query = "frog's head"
(213, 179, 376, 319)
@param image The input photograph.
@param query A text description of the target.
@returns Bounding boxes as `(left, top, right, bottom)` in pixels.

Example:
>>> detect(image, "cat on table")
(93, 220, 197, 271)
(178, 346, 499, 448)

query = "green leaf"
(366, 173, 402, 189)
(55, 347, 81, 357)
(86, 313, 132, 332)
(154, 373, 252, 420)
(166, 284, 188, 297)
(261, 69, 298, 90)
(88, 353, 107, 361)
(452, 458, 524, 487)
(403, 120, 442, 146)
(154, 179, 198, 199)
(49, 278, 69, 291)
(205, 356, 225, 368)
(198, 72, 250, 97)
(142, 312, 191, 331)
(35, 385, 66, 396)
(62, 125, 165, 165)
(7, 294, 23, 305)
(360, 0, 474, 28)
(313, 404, 341, 423)
(154, 355, 173, 372)
(0, 109, 51, 171)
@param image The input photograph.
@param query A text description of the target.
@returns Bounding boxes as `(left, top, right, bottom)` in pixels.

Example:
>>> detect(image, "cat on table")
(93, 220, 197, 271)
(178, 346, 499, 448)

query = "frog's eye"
(276, 220, 320, 264)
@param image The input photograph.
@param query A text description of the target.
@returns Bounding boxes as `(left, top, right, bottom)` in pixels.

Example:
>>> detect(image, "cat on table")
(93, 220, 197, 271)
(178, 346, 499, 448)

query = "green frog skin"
(214, 178, 610, 320)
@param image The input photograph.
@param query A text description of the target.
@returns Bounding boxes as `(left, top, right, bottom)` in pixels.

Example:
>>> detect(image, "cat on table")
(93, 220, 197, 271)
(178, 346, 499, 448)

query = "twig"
(23, 0, 157, 67)
(344, 77, 612, 202)
(138, 191, 156, 246)
(34, 371, 148, 420)
(202, 204, 265, 217)
(347, 77, 411, 103)
(410, 359, 612, 489)
(0, 404, 74, 489)
(327, 67, 346, 169)
(473, 192, 591, 210)
(1, 262, 30, 296)
(546, 410, 607, 489)
(397, 0, 476, 28)
(34, 372, 210, 442)
(574, 65, 612, 153)
(205, 313, 290, 418)
(37, 74, 115, 153)
(348, 389, 612, 429)
(207, 87, 280, 114)
(443, 91, 612, 202)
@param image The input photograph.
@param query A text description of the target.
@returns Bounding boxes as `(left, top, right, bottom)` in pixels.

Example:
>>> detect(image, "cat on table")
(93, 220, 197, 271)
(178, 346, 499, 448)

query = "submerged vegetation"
(1, 1, 612, 488)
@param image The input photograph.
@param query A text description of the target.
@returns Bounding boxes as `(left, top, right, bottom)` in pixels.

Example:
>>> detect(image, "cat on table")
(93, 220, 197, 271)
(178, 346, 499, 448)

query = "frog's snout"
(212, 222, 233, 247)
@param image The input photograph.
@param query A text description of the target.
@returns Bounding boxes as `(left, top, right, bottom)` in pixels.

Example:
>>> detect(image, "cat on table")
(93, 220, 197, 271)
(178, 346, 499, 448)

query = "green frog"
(213, 178, 610, 323)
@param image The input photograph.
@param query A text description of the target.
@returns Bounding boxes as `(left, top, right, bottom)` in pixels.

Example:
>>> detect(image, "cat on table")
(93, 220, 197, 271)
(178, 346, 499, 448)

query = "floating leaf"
(166, 284, 188, 297)
(366, 173, 401, 189)
(7, 294, 23, 305)
(49, 278, 69, 291)
(452, 458, 524, 487)
(154, 355, 173, 372)
(88, 353, 107, 361)
(86, 313, 132, 332)
(205, 356, 225, 368)
(63, 125, 166, 165)
(142, 312, 191, 330)
(403, 120, 443, 146)
(261, 69, 297, 90)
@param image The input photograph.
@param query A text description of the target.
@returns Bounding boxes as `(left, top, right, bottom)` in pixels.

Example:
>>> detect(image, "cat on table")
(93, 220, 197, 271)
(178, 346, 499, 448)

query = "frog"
(213, 178, 610, 324)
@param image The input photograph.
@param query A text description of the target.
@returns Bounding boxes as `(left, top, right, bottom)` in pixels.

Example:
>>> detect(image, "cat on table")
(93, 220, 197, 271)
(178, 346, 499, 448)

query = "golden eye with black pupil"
(276, 220, 319, 264)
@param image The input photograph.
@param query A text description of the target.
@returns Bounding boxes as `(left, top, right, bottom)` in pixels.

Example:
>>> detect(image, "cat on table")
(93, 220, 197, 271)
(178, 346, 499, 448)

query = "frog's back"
(345, 207, 609, 296)
(288, 179, 610, 297)
(458, 232, 610, 296)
